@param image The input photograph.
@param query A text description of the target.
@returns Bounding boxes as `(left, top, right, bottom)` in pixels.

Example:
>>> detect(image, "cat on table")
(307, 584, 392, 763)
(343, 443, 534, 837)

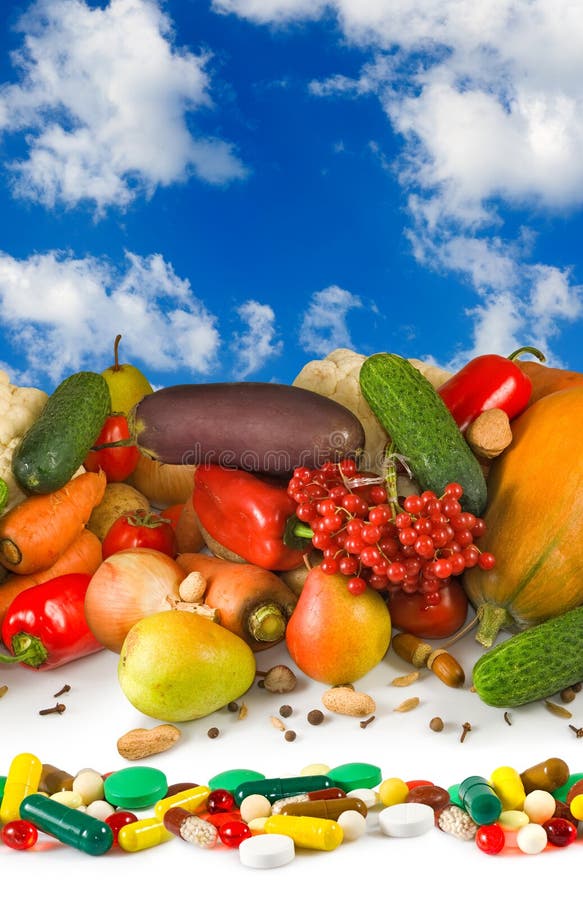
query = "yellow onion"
(125, 455, 196, 507)
(84, 547, 186, 653)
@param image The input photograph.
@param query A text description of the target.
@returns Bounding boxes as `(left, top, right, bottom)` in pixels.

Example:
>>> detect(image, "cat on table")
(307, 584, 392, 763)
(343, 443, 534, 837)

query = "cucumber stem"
(475, 604, 511, 647)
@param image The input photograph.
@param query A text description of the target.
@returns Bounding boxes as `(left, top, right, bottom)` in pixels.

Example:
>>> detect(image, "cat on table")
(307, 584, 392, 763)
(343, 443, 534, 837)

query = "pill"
(154, 785, 210, 820)
(378, 777, 409, 807)
(497, 810, 529, 848)
(347, 788, 378, 809)
(165, 782, 199, 797)
(240, 794, 273, 823)
(489, 765, 526, 811)
(264, 814, 343, 850)
(38, 764, 74, 795)
(327, 762, 382, 792)
(104, 766, 168, 809)
(300, 764, 330, 777)
(72, 769, 104, 805)
(522, 789, 556, 824)
(239, 833, 295, 869)
(48, 790, 83, 809)
(209, 769, 265, 793)
(19, 794, 113, 856)
(520, 757, 569, 794)
(163, 807, 218, 848)
(281, 797, 368, 820)
(86, 800, 116, 821)
(378, 802, 435, 838)
(458, 776, 502, 826)
(475, 822, 505, 855)
(551, 772, 583, 804)
(117, 816, 174, 852)
(235, 775, 333, 806)
(569, 794, 583, 820)
(543, 816, 577, 847)
(248, 816, 269, 832)
(0, 753, 42, 825)
(405, 784, 450, 813)
(565, 777, 583, 805)
(337, 810, 367, 841)
(516, 822, 548, 854)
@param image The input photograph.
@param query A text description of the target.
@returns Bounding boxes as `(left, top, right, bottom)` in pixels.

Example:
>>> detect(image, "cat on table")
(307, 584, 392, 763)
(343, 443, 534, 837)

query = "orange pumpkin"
(463, 386, 583, 646)
(517, 360, 583, 406)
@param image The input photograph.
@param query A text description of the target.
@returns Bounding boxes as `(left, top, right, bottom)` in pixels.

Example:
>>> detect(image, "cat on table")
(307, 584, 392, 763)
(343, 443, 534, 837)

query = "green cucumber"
(12, 371, 111, 495)
(472, 605, 583, 707)
(359, 353, 487, 515)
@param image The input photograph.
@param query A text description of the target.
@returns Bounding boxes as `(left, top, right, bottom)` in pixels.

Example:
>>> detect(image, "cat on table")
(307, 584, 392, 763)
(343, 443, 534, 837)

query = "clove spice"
(360, 715, 375, 729)
(39, 703, 66, 716)
(53, 684, 71, 698)
(460, 721, 472, 743)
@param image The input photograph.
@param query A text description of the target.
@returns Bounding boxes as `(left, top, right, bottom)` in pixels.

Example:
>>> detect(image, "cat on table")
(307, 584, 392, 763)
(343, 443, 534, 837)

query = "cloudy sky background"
(0, 0, 581, 391)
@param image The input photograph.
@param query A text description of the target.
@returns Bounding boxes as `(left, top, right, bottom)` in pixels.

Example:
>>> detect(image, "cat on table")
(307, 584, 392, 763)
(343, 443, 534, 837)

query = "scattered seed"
(571, 683, 582, 694)
(360, 715, 375, 729)
(271, 716, 286, 731)
(0, 685, 7, 699)
(279, 704, 293, 718)
(39, 703, 66, 716)
(238, 703, 248, 720)
(429, 716, 444, 732)
(263, 665, 297, 694)
(307, 709, 324, 726)
(207, 727, 220, 739)
(394, 697, 420, 713)
(460, 721, 472, 743)
(560, 688, 577, 704)
(257, 680, 265, 689)
(391, 672, 420, 687)
(284, 730, 296, 742)
(227, 701, 239, 712)
(504, 711, 512, 726)
(544, 700, 572, 719)
(53, 684, 71, 698)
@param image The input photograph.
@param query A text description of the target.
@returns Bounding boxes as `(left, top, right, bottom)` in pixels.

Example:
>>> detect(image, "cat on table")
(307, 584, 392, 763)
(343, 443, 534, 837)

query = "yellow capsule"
(0, 752, 42, 825)
(490, 766, 526, 811)
(264, 814, 343, 850)
(118, 816, 174, 852)
(153, 785, 210, 821)
(569, 794, 583, 821)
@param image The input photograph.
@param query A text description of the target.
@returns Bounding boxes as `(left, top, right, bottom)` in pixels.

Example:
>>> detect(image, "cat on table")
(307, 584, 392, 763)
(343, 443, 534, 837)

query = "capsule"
(264, 814, 343, 851)
(271, 787, 345, 815)
(163, 807, 218, 849)
(235, 775, 333, 807)
(19, 794, 113, 856)
(520, 758, 570, 794)
(153, 785, 210, 821)
(489, 766, 526, 811)
(1, 753, 42, 825)
(458, 776, 502, 826)
(38, 764, 75, 795)
(280, 797, 368, 820)
(117, 816, 174, 852)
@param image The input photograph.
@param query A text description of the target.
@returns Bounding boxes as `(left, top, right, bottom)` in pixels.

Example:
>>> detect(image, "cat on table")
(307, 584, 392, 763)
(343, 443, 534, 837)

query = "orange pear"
(285, 566, 391, 685)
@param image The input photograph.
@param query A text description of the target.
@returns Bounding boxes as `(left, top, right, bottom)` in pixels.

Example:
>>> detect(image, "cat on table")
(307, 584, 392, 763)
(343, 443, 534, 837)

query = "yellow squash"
(464, 386, 583, 646)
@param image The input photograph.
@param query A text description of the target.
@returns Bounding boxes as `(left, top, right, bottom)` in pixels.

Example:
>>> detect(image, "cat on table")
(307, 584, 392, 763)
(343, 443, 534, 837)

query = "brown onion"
(125, 455, 196, 507)
(84, 548, 186, 653)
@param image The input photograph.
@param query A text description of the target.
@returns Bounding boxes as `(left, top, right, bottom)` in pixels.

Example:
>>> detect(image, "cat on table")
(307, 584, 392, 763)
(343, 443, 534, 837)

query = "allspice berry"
(279, 704, 293, 718)
(207, 727, 220, 739)
(307, 709, 324, 725)
(284, 730, 296, 742)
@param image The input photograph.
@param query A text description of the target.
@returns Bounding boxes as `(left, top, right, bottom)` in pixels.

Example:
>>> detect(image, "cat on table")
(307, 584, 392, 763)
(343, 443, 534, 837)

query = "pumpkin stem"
(475, 604, 510, 647)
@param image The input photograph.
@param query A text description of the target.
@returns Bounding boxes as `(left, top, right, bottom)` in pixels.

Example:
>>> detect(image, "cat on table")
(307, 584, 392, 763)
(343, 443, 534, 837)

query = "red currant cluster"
(287, 459, 495, 599)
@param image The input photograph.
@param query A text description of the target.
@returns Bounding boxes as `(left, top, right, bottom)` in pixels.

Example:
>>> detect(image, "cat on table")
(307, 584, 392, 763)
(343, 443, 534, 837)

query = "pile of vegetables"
(0, 341, 582, 722)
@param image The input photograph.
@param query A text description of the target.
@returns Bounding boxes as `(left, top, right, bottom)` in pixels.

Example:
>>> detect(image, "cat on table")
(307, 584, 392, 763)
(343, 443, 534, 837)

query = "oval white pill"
(347, 788, 378, 809)
(378, 802, 434, 838)
(239, 833, 295, 869)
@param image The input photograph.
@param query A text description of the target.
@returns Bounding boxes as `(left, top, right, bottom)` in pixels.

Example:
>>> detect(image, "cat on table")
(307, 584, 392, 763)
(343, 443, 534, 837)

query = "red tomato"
(101, 509, 178, 560)
(84, 414, 140, 482)
(386, 579, 469, 639)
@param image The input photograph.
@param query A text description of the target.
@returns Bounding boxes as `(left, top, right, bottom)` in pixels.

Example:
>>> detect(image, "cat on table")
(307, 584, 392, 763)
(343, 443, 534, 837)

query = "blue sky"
(0, 0, 582, 393)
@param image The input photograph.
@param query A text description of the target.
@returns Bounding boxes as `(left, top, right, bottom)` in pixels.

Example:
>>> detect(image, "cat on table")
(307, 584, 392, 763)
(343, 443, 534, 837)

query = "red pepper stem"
(292, 523, 314, 540)
(507, 346, 546, 363)
(0, 632, 49, 668)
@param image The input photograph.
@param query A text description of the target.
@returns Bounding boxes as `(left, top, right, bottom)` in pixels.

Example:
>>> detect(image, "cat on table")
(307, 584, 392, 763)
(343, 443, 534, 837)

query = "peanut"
(117, 724, 181, 760)
(321, 686, 376, 717)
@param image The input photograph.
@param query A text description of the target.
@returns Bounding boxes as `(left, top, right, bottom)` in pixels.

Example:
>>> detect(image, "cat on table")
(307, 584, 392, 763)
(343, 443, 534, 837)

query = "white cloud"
(232, 299, 283, 378)
(298, 285, 362, 356)
(0, 0, 248, 213)
(222, 0, 583, 364)
(0, 249, 221, 385)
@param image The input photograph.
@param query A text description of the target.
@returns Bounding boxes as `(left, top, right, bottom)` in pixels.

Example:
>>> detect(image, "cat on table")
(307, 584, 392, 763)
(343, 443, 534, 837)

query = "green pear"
(118, 610, 256, 722)
(101, 334, 153, 415)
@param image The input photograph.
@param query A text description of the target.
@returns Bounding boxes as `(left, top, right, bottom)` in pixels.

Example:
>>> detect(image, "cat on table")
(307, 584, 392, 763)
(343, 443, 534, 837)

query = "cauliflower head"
(0, 371, 48, 511)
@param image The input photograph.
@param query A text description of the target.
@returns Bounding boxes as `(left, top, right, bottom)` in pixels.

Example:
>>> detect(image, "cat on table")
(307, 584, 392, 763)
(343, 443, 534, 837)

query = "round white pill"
(522, 790, 556, 824)
(516, 823, 548, 855)
(73, 769, 104, 805)
(239, 833, 295, 869)
(347, 788, 378, 809)
(337, 810, 367, 841)
(378, 802, 435, 838)
(240, 793, 272, 823)
(86, 799, 116, 821)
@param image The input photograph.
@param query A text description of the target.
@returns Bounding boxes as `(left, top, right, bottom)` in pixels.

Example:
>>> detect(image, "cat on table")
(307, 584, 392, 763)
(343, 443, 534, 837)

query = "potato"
(87, 483, 150, 540)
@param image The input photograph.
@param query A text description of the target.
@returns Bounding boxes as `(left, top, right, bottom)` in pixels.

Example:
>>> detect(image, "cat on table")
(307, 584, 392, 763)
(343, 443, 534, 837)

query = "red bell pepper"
(193, 465, 310, 571)
(0, 573, 103, 670)
(438, 346, 546, 431)
(84, 413, 140, 482)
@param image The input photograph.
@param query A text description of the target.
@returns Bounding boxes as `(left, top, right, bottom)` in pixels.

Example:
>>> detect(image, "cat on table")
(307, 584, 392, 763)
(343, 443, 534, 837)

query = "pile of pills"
(1, 752, 582, 865)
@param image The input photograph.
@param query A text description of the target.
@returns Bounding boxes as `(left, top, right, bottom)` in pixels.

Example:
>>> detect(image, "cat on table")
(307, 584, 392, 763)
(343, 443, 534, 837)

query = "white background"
(2, 609, 583, 897)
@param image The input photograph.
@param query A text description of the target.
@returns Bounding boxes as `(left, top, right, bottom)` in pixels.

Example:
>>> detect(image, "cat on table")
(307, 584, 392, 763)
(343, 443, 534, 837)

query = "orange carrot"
(0, 528, 103, 628)
(177, 552, 297, 652)
(0, 470, 106, 575)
